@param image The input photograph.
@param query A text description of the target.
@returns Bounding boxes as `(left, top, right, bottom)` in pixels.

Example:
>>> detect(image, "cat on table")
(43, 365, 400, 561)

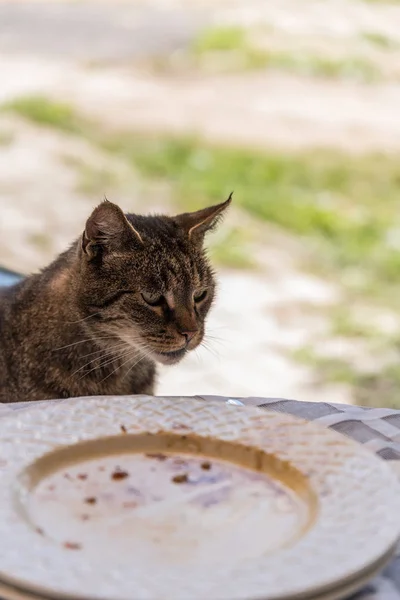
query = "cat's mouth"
(153, 347, 187, 365)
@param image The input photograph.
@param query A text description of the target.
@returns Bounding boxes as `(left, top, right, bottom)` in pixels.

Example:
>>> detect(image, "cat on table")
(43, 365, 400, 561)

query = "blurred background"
(1, 0, 400, 407)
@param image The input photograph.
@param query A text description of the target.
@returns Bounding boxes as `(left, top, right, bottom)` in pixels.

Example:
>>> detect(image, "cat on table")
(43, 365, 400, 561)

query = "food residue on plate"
(77, 474, 88, 481)
(173, 458, 187, 467)
(84, 497, 97, 505)
(201, 461, 212, 470)
(146, 453, 167, 461)
(111, 469, 129, 481)
(63, 542, 82, 550)
(123, 501, 138, 508)
(120, 425, 127, 433)
(172, 473, 189, 484)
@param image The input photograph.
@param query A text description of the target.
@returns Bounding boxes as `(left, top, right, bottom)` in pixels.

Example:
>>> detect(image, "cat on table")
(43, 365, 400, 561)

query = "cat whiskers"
(79, 341, 128, 360)
(204, 328, 227, 346)
(99, 345, 154, 385)
(53, 335, 118, 352)
(193, 347, 204, 366)
(76, 332, 151, 382)
(75, 345, 138, 381)
(71, 341, 131, 378)
(66, 313, 101, 325)
(200, 334, 222, 360)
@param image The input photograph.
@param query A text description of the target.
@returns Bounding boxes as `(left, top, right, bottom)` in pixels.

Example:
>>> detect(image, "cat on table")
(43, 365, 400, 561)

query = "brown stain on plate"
(22, 431, 317, 565)
(111, 470, 129, 481)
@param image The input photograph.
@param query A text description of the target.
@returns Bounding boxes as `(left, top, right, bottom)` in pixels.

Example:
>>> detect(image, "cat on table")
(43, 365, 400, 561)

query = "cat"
(0, 196, 231, 403)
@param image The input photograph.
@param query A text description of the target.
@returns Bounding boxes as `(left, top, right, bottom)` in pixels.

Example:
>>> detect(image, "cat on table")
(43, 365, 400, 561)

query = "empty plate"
(0, 396, 398, 600)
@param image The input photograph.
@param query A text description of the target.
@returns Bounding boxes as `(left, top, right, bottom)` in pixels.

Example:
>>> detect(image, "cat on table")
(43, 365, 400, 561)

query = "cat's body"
(0, 257, 156, 402)
(0, 198, 230, 403)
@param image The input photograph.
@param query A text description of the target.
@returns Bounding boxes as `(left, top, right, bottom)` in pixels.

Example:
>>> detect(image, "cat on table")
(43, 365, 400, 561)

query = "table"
(1, 394, 400, 599)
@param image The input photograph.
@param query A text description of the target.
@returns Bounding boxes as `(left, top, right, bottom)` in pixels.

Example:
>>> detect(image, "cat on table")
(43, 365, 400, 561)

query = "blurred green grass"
(294, 346, 400, 409)
(3, 96, 89, 133)
(207, 227, 256, 269)
(6, 95, 400, 407)
(101, 132, 400, 409)
(362, 31, 398, 48)
(193, 25, 246, 53)
(105, 135, 400, 295)
(190, 25, 381, 81)
(6, 96, 400, 297)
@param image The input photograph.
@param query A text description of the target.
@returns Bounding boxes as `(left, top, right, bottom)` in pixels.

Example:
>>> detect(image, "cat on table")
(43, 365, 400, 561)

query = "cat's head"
(75, 197, 231, 365)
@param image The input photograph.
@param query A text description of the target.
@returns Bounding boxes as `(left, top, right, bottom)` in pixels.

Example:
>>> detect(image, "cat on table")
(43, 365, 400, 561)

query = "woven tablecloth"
(1, 394, 400, 599)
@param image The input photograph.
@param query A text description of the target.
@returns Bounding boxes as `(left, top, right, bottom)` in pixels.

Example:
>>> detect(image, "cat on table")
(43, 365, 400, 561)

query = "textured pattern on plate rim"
(0, 396, 398, 600)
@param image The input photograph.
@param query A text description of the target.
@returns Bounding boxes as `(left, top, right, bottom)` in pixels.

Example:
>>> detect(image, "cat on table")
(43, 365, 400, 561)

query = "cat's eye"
(141, 291, 164, 307)
(194, 289, 208, 303)
(93, 289, 133, 309)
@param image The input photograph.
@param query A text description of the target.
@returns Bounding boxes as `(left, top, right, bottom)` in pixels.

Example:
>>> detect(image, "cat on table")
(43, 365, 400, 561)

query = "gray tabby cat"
(0, 196, 231, 402)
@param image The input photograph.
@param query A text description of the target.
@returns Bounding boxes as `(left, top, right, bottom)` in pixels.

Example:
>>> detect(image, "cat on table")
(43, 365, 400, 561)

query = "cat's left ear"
(176, 193, 232, 243)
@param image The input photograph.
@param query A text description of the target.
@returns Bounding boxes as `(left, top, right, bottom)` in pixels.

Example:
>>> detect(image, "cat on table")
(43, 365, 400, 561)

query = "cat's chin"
(153, 348, 188, 365)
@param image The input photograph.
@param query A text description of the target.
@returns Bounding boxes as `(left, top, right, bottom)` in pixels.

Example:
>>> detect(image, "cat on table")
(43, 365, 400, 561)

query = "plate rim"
(0, 395, 398, 600)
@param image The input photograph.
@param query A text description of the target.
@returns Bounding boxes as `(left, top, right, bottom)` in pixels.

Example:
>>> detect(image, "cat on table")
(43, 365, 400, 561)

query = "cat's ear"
(176, 193, 232, 243)
(82, 200, 143, 259)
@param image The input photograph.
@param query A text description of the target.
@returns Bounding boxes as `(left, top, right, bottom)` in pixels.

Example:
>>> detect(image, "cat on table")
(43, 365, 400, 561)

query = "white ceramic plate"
(0, 546, 394, 600)
(0, 396, 398, 600)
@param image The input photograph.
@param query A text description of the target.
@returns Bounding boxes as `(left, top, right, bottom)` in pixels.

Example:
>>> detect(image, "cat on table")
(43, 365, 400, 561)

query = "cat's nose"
(179, 330, 198, 344)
